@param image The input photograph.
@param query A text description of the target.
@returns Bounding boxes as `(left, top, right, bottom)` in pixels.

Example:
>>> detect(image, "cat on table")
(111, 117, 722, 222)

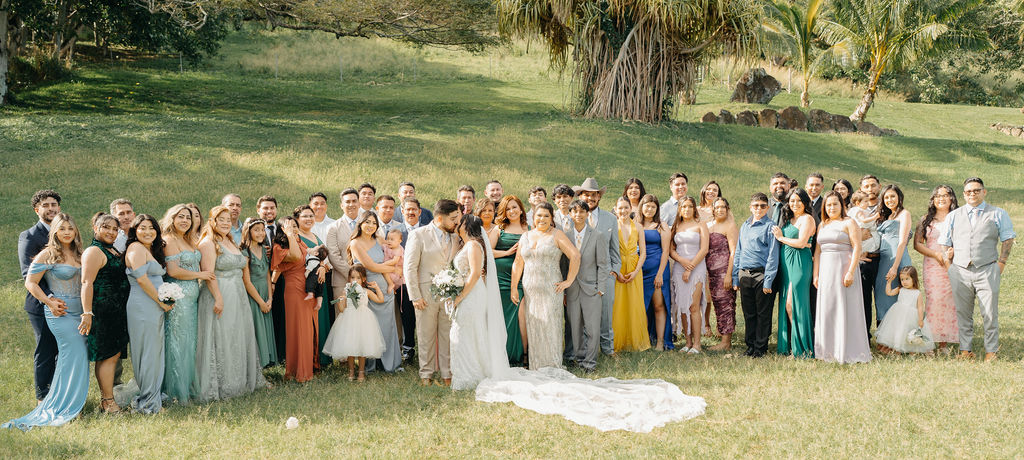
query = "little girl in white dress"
(323, 264, 386, 381)
(875, 266, 935, 354)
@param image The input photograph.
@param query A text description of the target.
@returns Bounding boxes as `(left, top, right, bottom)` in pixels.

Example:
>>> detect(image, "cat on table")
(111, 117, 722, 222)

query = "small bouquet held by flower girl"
(345, 283, 362, 308)
(430, 262, 465, 320)
(157, 282, 185, 306)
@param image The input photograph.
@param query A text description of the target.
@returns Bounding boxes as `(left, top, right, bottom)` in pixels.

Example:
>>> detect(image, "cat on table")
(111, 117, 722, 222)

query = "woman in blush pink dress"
(913, 185, 959, 352)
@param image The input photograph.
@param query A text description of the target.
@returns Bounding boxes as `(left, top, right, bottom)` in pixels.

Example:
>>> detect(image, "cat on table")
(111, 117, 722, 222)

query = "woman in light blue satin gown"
(4, 214, 90, 430)
(348, 211, 402, 372)
(874, 185, 913, 324)
(124, 214, 171, 414)
(161, 204, 212, 405)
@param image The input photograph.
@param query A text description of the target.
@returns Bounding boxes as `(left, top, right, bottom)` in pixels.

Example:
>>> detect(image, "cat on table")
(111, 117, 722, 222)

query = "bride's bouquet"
(157, 283, 185, 306)
(430, 262, 465, 320)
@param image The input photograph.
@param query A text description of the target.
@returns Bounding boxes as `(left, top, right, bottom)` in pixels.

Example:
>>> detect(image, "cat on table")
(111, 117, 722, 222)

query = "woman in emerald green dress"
(294, 206, 334, 368)
(772, 189, 816, 358)
(242, 217, 278, 367)
(490, 195, 528, 365)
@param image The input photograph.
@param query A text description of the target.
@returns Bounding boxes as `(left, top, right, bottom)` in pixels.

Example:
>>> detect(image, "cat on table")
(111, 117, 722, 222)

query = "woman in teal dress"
(875, 185, 913, 323)
(241, 217, 278, 367)
(772, 189, 816, 358)
(124, 214, 171, 414)
(4, 214, 90, 430)
(161, 204, 211, 404)
(195, 206, 268, 402)
(490, 195, 528, 365)
(294, 205, 334, 368)
(81, 213, 130, 413)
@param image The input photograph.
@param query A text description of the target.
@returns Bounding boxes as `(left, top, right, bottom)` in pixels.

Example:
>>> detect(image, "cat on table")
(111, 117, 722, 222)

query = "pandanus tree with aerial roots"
(497, 0, 761, 123)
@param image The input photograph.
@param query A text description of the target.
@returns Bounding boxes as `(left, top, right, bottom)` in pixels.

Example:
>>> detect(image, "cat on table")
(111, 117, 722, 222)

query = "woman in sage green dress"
(490, 195, 528, 365)
(242, 217, 278, 367)
(294, 205, 334, 368)
(772, 189, 816, 358)
(161, 204, 212, 404)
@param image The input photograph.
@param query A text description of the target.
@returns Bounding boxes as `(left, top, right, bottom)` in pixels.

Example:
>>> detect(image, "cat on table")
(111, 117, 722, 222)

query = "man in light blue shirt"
(732, 192, 780, 358)
(659, 172, 689, 225)
(940, 177, 1015, 362)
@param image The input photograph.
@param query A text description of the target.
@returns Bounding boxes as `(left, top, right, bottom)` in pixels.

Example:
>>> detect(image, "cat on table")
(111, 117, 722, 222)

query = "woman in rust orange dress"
(271, 216, 319, 382)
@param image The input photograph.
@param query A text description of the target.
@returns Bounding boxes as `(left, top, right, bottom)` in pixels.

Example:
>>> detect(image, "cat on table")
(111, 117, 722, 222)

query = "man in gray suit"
(561, 200, 610, 372)
(573, 178, 621, 356)
(940, 177, 1015, 362)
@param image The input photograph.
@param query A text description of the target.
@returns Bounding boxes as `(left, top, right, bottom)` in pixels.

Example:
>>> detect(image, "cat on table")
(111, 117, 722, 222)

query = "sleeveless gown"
(450, 241, 502, 390)
(163, 248, 200, 404)
(641, 229, 673, 349)
(4, 264, 88, 430)
(247, 247, 278, 367)
(195, 244, 267, 402)
(354, 242, 402, 372)
(875, 289, 935, 353)
(705, 231, 736, 336)
(922, 220, 957, 342)
(299, 235, 334, 368)
(86, 240, 129, 363)
(612, 225, 650, 352)
(777, 223, 814, 358)
(494, 230, 524, 364)
(272, 240, 318, 382)
(875, 218, 912, 322)
(814, 220, 871, 364)
(322, 283, 386, 359)
(519, 231, 565, 369)
(126, 259, 167, 414)
(671, 230, 707, 338)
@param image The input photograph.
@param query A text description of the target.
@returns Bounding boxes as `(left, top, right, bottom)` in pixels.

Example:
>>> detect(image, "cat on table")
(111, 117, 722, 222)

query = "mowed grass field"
(2, 28, 1024, 457)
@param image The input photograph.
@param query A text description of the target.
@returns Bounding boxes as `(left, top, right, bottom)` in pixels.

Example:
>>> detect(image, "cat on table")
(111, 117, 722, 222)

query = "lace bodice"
(520, 231, 562, 283)
(454, 241, 484, 283)
(28, 263, 82, 299)
(214, 245, 248, 280)
(166, 248, 201, 273)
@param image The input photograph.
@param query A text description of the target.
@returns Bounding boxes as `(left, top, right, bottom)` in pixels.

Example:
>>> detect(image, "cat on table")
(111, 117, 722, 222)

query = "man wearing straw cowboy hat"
(573, 178, 622, 356)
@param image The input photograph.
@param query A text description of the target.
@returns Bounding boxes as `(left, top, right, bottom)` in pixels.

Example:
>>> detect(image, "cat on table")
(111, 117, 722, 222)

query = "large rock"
(855, 121, 882, 136)
(730, 68, 783, 104)
(736, 110, 758, 126)
(758, 108, 779, 128)
(701, 112, 718, 123)
(808, 109, 835, 133)
(718, 109, 736, 124)
(880, 128, 900, 137)
(777, 106, 808, 131)
(832, 114, 856, 133)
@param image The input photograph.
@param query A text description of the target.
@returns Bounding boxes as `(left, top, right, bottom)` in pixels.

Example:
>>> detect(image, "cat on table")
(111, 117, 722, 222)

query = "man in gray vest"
(940, 177, 1015, 362)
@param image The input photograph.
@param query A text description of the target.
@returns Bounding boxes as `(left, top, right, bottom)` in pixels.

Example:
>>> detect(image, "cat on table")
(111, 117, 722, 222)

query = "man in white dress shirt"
(357, 183, 376, 217)
(551, 184, 575, 231)
(308, 192, 334, 242)
(524, 186, 548, 226)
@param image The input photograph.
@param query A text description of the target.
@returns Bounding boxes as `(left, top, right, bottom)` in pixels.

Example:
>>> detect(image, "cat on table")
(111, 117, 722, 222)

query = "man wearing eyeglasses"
(732, 193, 780, 358)
(940, 177, 1015, 363)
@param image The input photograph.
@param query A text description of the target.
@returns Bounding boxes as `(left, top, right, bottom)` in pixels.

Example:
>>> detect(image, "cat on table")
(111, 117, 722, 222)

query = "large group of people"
(6, 172, 1014, 431)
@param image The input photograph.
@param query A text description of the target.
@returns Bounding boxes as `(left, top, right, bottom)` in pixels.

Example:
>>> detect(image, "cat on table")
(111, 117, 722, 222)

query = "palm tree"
(820, 0, 989, 122)
(496, 0, 761, 123)
(761, 0, 848, 107)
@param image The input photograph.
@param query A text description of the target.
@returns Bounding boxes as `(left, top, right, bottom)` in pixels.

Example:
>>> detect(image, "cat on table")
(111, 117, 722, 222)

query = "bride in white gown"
(450, 215, 707, 433)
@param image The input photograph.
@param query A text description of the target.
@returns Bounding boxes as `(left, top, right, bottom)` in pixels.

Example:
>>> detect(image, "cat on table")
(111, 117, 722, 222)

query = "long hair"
(273, 216, 295, 249)
(918, 185, 959, 239)
(200, 205, 231, 255)
(831, 179, 853, 206)
(877, 184, 905, 224)
(621, 178, 646, 202)
(126, 214, 166, 267)
(185, 203, 203, 236)
(671, 196, 699, 235)
(160, 204, 197, 250)
(458, 214, 488, 278)
(781, 188, 811, 224)
(495, 195, 527, 230)
(347, 210, 379, 264)
(820, 191, 848, 224)
(349, 264, 369, 287)
(42, 213, 83, 265)
(240, 217, 268, 255)
(699, 180, 722, 208)
(637, 194, 662, 226)
(899, 266, 920, 290)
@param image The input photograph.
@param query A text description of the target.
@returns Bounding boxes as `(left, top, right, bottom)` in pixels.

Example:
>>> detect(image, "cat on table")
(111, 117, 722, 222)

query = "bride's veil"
(480, 239, 512, 378)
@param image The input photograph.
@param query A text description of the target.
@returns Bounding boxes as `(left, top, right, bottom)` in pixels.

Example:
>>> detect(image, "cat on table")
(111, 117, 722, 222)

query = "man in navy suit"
(18, 190, 63, 403)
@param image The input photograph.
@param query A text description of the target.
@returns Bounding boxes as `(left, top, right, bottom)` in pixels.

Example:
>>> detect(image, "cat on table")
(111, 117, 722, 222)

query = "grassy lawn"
(2, 28, 1024, 457)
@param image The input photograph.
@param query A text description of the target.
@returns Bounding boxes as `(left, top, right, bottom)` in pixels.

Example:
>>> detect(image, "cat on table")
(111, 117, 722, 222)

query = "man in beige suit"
(326, 188, 361, 299)
(403, 199, 462, 386)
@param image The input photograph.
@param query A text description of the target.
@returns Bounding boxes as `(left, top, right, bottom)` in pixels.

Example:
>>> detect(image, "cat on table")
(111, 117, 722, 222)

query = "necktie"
(589, 212, 597, 228)
(575, 231, 583, 249)
(348, 220, 355, 231)
(969, 208, 978, 226)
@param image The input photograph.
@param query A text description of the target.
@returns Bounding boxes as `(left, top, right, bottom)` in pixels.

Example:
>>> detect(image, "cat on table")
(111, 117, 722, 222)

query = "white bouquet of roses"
(158, 282, 185, 306)
(430, 262, 465, 320)
(906, 327, 929, 346)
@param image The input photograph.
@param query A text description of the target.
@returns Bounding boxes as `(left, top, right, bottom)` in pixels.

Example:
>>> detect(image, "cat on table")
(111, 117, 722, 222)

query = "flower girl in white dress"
(323, 264, 386, 382)
(876, 266, 935, 354)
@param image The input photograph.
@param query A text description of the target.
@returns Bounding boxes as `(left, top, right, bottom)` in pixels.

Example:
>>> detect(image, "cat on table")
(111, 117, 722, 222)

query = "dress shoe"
(443, 378, 452, 387)
(419, 378, 431, 387)
(984, 352, 997, 363)
(958, 350, 976, 360)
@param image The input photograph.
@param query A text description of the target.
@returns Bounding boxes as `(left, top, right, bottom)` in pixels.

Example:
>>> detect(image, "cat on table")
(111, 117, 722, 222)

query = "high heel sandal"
(356, 371, 366, 383)
(100, 397, 120, 414)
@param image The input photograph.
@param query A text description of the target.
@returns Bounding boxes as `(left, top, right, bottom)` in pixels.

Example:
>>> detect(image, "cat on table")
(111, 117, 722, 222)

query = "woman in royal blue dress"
(4, 214, 90, 430)
(637, 194, 672, 350)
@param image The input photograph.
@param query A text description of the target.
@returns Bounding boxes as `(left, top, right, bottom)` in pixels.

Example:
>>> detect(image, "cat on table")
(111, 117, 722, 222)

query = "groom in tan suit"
(403, 199, 463, 386)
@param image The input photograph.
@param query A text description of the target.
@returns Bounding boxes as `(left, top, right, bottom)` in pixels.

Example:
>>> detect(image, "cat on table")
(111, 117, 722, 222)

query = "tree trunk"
(52, 0, 70, 62)
(850, 67, 881, 122)
(0, 0, 9, 106)
(800, 75, 810, 107)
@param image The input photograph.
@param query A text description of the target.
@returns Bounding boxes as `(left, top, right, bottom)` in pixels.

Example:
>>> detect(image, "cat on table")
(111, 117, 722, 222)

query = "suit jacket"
(809, 196, 823, 226)
(403, 223, 458, 302)
(592, 208, 622, 274)
(561, 224, 610, 296)
(325, 217, 357, 296)
(395, 222, 420, 247)
(18, 221, 52, 314)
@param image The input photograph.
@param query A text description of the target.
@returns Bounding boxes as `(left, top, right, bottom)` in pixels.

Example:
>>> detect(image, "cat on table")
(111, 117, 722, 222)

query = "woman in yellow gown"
(612, 197, 650, 352)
